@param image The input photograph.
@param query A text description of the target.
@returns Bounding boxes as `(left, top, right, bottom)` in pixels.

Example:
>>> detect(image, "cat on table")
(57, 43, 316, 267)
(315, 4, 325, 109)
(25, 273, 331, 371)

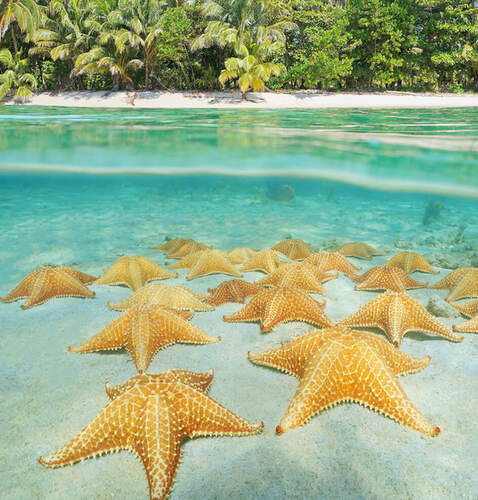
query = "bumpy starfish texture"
(353, 266, 427, 292)
(227, 248, 257, 265)
(271, 239, 312, 261)
(258, 263, 337, 294)
(206, 279, 263, 306)
(223, 286, 332, 331)
(179, 249, 242, 280)
(442, 269, 478, 302)
(39, 370, 263, 500)
(338, 291, 463, 346)
(305, 251, 361, 277)
(69, 304, 220, 373)
(94, 256, 177, 291)
(453, 316, 478, 333)
(449, 299, 478, 318)
(386, 251, 438, 274)
(334, 242, 384, 260)
(241, 249, 285, 274)
(428, 267, 477, 291)
(167, 241, 210, 259)
(248, 327, 439, 437)
(1, 266, 96, 309)
(108, 283, 213, 312)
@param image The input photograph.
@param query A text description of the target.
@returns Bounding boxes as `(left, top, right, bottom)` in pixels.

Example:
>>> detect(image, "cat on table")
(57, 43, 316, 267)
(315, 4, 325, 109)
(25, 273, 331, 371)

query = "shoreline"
(3, 90, 478, 109)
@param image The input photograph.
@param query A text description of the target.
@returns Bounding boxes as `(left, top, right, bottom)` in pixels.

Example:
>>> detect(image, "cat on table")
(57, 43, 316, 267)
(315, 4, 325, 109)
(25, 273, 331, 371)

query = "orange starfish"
(248, 327, 439, 437)
(108, 283, 213, 312)
(167, 241, 209, 259)
(223, 286, 332, 331)
(429, 267, 477, 291)
(271, 239, 312, 260)
(180, 249, 242, 280)
(338, 291, 463, 346)
(442, 269, 478, 302)
(151, 237, 189, 252)
(449, 299, 478, 318)
(39, 369, 263, 500)
(352, 266, 427, 292)
(241, 249, 285, 274)
(227, 247, 257, 265)
(1, 266, 96, 309)
(69, 304, 220, 373)
(386, 251, 438, 274)
(453, 316, 478, 333)
(258, 262, 337, 294)
(334, 242, 384, 260)
(94, 256, 177, 291)
(305, 251, 361, 277)
(205, 279, 263, 306)
(249, 327, 440, 436)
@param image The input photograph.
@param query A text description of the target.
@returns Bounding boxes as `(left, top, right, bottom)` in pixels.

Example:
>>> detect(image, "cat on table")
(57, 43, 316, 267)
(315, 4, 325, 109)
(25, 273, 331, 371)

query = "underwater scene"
(1, 107, 477, 499)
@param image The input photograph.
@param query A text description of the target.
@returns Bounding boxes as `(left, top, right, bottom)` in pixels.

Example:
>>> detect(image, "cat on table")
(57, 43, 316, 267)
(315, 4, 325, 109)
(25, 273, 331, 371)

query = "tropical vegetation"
(0, 0, 477, 99)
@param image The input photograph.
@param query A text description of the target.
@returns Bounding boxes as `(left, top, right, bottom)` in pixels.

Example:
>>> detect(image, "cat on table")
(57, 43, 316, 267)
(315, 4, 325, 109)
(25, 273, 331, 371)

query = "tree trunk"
(145, 60, 149, 90)
(11, 26, 18, 53)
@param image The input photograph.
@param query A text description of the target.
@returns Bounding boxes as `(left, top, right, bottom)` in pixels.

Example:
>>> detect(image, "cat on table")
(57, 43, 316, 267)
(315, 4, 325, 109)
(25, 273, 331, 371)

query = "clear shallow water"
(0, 106, 477, 500)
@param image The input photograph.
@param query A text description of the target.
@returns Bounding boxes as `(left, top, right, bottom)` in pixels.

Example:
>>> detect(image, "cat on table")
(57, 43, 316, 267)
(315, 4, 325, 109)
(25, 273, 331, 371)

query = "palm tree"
(0, 47, 37, 102)
(0, 0, 42, 51)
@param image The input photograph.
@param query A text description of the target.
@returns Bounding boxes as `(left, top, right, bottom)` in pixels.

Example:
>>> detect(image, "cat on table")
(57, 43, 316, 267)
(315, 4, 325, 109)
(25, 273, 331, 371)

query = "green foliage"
(0, 47, 37, 101)
(0, 0, 477, 94)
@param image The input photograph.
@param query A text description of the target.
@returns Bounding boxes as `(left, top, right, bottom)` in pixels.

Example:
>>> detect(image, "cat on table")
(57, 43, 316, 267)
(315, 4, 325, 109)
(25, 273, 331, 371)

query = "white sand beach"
(4, 90, 478, 108)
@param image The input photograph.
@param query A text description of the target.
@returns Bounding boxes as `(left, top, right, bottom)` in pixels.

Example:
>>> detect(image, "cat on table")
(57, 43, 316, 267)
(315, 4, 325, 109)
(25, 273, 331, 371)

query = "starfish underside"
(241, 249, 285, 274)
(223, 286, 332, 331)
(1, 266, 96, 309)
(271, 239, 312, 260)
(353, 266, 427, 292)
(334, 242, 383, 260)
(94, 256, 177, 291)
(258, 262, 337, 294)
(338, 290, 463, 346)
(38, 370, 263, 500)
(69, 304, 220, 373)
(108, 283, 213, 312)
(304, 251, 361, 277)
(206, 279, 263, 306)
(386, 251, 438, 274)
(248, 327, 439, 437)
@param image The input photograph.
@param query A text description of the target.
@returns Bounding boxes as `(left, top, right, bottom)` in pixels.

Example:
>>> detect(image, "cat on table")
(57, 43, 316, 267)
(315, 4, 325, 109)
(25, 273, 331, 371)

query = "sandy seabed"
(4, 90, 478, 109)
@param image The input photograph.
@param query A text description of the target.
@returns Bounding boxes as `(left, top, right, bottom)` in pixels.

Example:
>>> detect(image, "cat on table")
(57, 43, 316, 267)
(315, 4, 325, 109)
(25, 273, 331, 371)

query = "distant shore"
(3, 90, 478, 109)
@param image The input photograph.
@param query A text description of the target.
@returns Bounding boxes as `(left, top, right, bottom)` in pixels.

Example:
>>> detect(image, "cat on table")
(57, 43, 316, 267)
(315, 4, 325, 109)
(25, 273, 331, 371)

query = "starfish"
(304, 251, 361, 277)
(69, 304, 220, 373)
(352, 266, 427, 292)
(152, 237, 190, 253)
(241, 249, 285, 274)
(167, 241, 209, 259)
(453, 316, 478, 333)
(449, 299, 478, 318)
(205, 279, 263, 306)
(108, 283, 213, 312)
(1, 265, 96, 309)
(386, 251, 438, 274)
(227, 247, 257, 265)
(442, 269, 478, 302)
(248, 327, 439, 437)
(258, 263, 338, 294)
(334, 242, 384, 260)
(94, 256, 177, 291)
(271, 239, 312, 261)
(338, 291, 463, 346)
(429, 267, 477, 291)
(223, 286, 332, 332)
(179, 249, 242, 280)
(39, 369, 263, 500)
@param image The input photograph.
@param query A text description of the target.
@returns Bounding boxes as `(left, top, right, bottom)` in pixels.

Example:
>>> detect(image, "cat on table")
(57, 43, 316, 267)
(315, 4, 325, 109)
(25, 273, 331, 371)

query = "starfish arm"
(137, 257, 177, 282)
(223, 293, 265, 324)
(338, 298, 384, 330)
(449, 299, 478, 318)
(171, 384, 263, 438)
(453, 316, 478, 333)
(186, 255, 242, 280)
(94, 265, 134, 289)
(1, 271, 37, 302)
(277, 341, 439, 437)
(22, 269, 94, 309)
(69, 310, 132, 353)
(38, 393, 143, 468)
(59, 266, 98, 284)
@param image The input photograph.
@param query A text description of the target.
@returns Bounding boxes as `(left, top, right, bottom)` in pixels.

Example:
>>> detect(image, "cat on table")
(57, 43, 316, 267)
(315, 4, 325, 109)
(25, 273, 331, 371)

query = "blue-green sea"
(0, 106, 477, 500)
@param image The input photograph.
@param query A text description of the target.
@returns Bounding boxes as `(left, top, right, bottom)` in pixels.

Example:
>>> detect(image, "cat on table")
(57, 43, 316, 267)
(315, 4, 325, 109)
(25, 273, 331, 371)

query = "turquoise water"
(0, 106, 477, 499)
